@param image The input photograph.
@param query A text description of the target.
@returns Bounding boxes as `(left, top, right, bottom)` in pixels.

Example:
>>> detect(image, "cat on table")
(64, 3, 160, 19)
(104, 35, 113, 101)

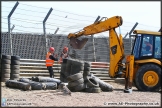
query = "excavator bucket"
(69, 37, 88, 49)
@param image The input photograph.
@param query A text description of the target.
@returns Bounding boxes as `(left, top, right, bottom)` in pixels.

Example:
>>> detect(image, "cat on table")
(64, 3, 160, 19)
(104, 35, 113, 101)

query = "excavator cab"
(132, 30, 161, 60)
(131, 30, 161, 91)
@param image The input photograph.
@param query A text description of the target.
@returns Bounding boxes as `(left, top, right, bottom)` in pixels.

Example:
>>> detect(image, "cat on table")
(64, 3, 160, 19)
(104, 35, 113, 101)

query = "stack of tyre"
(60, 59, 70, 82)
(83, 61, 102, 93)
(66, 59, 85, 92)
(67, 73, 85, 92)
(83, 61, 91, 84)
(10, 56, 20, 80)
(1, 55, 11, 82)
(87, 73, 114, 92)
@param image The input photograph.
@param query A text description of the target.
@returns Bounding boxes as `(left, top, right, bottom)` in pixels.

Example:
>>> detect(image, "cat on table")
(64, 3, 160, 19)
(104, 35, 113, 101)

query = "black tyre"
(60, 74, 65, 82)
(19, 78, 31, 83)
(84, 62, 91, 71)
(37, 77, 61, 85)
(71, 60, 84, 74)
(2, 55, 11, 60)
(68, 78, 84, 87)
(2, 59, 11, 64)
(5, 80, 31, 91)
(11, 69, 20, 74)
(11, 56, 20, 60)
(65, 59, 73, 75)
(84, 87, 101, 93)
(42, 82, 57, 90)
(11, 65, 20, 70)
(135, 64, 161, 92)
(67, 73, 83, 82)
(86, 77, 99, 88)
(68, 83, 85, 92)
(1, 69, 10, 74)
(83, 70, 90, 77)
(60, 63, 66, 72)
(10, 74, 19, 78)
(1, 64, 10, 69)
(19, 79, 45, 90)
(1, 77, 10, 82)
(90, 74, 114, 91)
(2, 73, 10, 78)
(11, 60, 20, 65)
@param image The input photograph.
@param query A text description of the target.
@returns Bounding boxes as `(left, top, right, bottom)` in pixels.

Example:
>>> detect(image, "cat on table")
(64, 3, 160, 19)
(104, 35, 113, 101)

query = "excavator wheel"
(135, 64, 161, 92)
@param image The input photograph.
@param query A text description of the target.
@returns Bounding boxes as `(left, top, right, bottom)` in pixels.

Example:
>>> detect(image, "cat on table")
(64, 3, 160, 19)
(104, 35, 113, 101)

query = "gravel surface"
(1, 81, 161, 107)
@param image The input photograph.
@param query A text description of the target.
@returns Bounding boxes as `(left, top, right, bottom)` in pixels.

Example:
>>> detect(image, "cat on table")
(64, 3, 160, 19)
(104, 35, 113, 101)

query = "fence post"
(43, 8, 53, 53)
(54, 27, 59, 34)
(128, 22, 138, 51)
(158, 27, 161, 32)
(91, 16, 100, 62)
(8, 1, 19, 56)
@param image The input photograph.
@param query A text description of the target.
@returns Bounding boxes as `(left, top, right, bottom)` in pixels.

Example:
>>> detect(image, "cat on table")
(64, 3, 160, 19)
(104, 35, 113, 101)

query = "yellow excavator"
(67, 16, 161, 93)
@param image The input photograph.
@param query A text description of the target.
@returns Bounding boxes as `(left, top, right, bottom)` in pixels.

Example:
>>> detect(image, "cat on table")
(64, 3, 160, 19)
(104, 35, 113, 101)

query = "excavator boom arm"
(68, 16, 125, 77)
(68, 16, 123, 39)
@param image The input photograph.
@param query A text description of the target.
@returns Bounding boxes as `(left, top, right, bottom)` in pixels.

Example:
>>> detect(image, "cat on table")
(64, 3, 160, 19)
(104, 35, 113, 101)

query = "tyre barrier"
(5, 80, 31, 91)
(10, 56, 20, 80)
(36, 76, 61, 86)
(42, 82, 57, 90)
(67, 73, 85, 92)
(86, 77, 99, 88)
(19, 79, 46, 90)
(68, 83, 86, 92)
(9, 77, 57, 90)
(89, 73, 114, 91)
(60, 62, 68, 82)
(1, 55, 11, 82)
(71, 60, 84, 75)
(67, 73, 83, 82)
(84, 87, 102, 93)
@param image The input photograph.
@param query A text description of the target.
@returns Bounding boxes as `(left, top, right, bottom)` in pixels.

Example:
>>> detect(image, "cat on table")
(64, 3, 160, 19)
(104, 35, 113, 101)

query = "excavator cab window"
(132, 33, 161, 60)
(154, 36, 161, 59)
(140, 34, 153, 57)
